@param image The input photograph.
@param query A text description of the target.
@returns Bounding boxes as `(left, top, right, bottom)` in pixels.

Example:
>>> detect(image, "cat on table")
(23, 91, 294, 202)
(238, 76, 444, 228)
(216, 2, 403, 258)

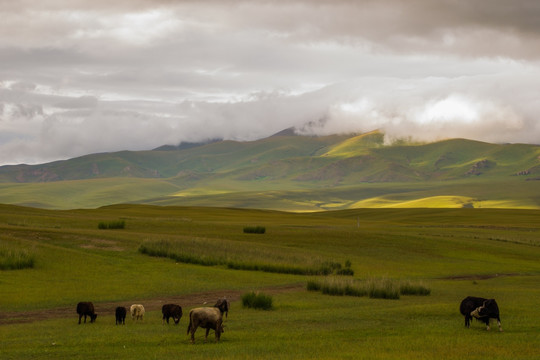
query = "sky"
(1, 0, 540, 165)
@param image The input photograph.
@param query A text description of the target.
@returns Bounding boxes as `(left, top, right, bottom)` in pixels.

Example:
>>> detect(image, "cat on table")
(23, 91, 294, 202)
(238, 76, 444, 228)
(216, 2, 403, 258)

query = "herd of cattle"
(76, 298, 231, 343)
(77, 295, 502, 342)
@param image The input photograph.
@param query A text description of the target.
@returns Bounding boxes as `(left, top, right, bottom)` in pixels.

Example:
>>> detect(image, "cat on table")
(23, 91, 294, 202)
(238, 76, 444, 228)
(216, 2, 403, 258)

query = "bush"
(242, 291, 273, 310)
(98, 220, 125, 230)
(243, 226, 266, 234)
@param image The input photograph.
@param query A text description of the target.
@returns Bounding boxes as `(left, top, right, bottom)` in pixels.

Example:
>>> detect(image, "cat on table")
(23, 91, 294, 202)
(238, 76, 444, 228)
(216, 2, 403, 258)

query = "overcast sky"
(1, 0, 540, 165)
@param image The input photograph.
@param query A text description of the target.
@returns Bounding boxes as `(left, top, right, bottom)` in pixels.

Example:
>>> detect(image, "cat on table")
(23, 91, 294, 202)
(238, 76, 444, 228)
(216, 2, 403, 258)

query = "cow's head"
(91, 314, 98, 322)
(214, 298, 230, 317)
(478, 299, 495, 316)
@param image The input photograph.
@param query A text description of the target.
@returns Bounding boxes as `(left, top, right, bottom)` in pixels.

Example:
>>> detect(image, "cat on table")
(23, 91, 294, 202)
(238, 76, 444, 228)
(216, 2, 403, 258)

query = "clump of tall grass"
(98, 220, 125, 230)
(138, 238, 353, 276)
(365, 277, 400, 299)
(242, 291, 273, 310)
(307, 277, 431, 300)
(243, 226, 266, 234)
(0, 243, 35, 270)
(399, 280, 431, 296)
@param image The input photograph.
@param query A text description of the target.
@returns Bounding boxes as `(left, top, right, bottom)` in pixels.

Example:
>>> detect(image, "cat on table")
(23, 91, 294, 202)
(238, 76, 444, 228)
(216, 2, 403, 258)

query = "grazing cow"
(460, 296, 502, 331)
(115, 306, 127, 325)
(76, 302, 97, 324)
(187, 307, 224, 343)
(162, 304, 183, 325)
(186, 298, 230, 343)
(130, 304, 145, 321)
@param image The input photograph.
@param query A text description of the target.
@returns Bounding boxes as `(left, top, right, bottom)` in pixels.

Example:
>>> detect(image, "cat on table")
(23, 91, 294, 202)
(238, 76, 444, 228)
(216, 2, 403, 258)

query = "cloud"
(1, 1, 540, 165)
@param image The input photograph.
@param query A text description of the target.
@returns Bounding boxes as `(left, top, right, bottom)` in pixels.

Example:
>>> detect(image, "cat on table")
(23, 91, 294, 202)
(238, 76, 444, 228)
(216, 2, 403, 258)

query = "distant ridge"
(0, 131, 539, 210)
(269, 127, 299, 137)
(153, 138, 222, 151)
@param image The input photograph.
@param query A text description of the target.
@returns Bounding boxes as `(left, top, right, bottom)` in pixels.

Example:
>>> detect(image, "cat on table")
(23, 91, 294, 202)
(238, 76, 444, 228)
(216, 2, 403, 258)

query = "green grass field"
(1, 204, 539, 359)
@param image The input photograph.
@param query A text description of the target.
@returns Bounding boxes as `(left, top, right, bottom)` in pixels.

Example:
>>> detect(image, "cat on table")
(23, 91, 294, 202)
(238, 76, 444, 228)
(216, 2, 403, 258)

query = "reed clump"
(242, 291, 273, 310)
(307, 277, 431, 300)
(98, 220, 126, 229)
(138, 238, 352, 276)
(0, 243, 35, 270)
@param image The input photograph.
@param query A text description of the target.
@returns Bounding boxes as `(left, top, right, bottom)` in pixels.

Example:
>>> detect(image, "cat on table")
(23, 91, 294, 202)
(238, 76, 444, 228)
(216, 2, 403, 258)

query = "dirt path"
(0, 283, 305, 325)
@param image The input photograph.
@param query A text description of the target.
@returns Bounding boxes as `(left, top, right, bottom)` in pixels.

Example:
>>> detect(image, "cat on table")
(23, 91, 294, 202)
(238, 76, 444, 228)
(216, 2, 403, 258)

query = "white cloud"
(1, 0, 540, 165)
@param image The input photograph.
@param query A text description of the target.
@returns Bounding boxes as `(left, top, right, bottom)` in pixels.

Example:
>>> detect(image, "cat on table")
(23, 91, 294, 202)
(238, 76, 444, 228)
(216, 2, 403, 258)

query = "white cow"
(130, 304, 145, 321)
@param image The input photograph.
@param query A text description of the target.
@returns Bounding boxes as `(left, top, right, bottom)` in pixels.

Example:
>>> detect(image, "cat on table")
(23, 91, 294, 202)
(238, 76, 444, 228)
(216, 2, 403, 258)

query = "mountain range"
(1, 130, 539, 210)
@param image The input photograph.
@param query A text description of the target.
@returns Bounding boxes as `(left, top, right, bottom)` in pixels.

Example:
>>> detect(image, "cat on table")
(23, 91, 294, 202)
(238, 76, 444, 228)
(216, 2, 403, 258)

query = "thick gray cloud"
(0, 0, 539, 165)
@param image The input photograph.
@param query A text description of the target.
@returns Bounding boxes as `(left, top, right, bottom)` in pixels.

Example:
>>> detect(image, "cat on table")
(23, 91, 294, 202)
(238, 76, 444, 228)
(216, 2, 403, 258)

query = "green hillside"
(0, 132, 539, 209)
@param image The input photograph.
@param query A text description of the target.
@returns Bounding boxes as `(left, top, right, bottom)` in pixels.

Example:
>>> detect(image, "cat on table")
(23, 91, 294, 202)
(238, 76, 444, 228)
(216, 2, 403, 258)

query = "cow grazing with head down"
(162, 304, 183, 325)
(76, 302, 97, 324)
(115, 306, 127, 325)
(187, 298, 230, 343)
(214, 298, 230, 318)
(460, 296, 502, 331)
(130, 304, 145, 321)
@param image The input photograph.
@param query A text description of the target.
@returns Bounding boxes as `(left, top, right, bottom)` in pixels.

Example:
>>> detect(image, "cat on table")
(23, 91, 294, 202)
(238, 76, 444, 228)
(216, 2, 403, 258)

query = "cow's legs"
(78, 315, 82, 324)
(497, 318, 503, 332)
(205, 328, 210, 341)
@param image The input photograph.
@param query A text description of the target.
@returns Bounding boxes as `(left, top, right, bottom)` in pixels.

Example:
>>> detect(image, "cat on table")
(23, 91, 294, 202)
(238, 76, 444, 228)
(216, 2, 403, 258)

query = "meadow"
(1, 204, 539, 359)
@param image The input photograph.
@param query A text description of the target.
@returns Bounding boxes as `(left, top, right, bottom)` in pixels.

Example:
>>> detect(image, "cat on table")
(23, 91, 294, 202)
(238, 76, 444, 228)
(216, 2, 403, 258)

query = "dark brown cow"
(162, 304, 183, 325)
(76, 302, 97, 324)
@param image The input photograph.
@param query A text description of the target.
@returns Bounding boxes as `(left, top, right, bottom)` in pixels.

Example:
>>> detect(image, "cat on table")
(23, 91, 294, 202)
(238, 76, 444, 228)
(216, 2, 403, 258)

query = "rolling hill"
(0, 131, 539, 210)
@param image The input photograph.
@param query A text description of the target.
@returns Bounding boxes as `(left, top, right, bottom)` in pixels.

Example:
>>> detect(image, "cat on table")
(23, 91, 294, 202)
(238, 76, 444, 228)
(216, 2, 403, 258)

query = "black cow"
(76, 302, 97, 324)
(162, 304, 183, 325)
(115, 306, 127, 325)
(460, 296, 502, 331)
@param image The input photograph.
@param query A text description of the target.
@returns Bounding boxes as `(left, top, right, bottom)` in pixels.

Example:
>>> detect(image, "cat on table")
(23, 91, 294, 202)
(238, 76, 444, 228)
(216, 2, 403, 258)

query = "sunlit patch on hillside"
(172, 188, 231, 197)
(352, 196, 475, 208)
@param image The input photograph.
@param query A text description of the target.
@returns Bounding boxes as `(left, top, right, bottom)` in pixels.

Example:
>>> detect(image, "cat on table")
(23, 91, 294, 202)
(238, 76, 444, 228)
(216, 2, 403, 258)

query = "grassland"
(1, 204, 540, 359)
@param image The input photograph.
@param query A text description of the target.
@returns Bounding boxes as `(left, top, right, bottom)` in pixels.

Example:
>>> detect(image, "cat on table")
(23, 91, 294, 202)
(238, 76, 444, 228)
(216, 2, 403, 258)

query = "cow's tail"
(187, 312, 192, 335)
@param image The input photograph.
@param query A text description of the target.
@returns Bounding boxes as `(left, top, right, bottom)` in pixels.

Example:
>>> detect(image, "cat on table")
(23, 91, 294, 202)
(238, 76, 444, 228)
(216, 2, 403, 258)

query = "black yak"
(115, 306, 127, 325)
(162, 303, 183, 325)
(76, 302, 97, 324)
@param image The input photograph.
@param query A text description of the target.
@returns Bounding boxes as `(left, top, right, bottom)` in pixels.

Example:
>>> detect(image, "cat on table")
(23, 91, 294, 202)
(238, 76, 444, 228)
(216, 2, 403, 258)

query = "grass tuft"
(0, 243, 35, 270)
(307, 277, 431, 300)
(243, 226, 266, 234)
(98, 220, 126, 229)
(242, 291, 273, 310)
(138, 238, 352, 276)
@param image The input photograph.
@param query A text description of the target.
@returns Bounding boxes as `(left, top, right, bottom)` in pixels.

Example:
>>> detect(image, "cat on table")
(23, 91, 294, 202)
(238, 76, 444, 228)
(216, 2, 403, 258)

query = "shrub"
(98, 220, 125, 230)
(243, 226, 266, 234)
(242, 291, 273, 310)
